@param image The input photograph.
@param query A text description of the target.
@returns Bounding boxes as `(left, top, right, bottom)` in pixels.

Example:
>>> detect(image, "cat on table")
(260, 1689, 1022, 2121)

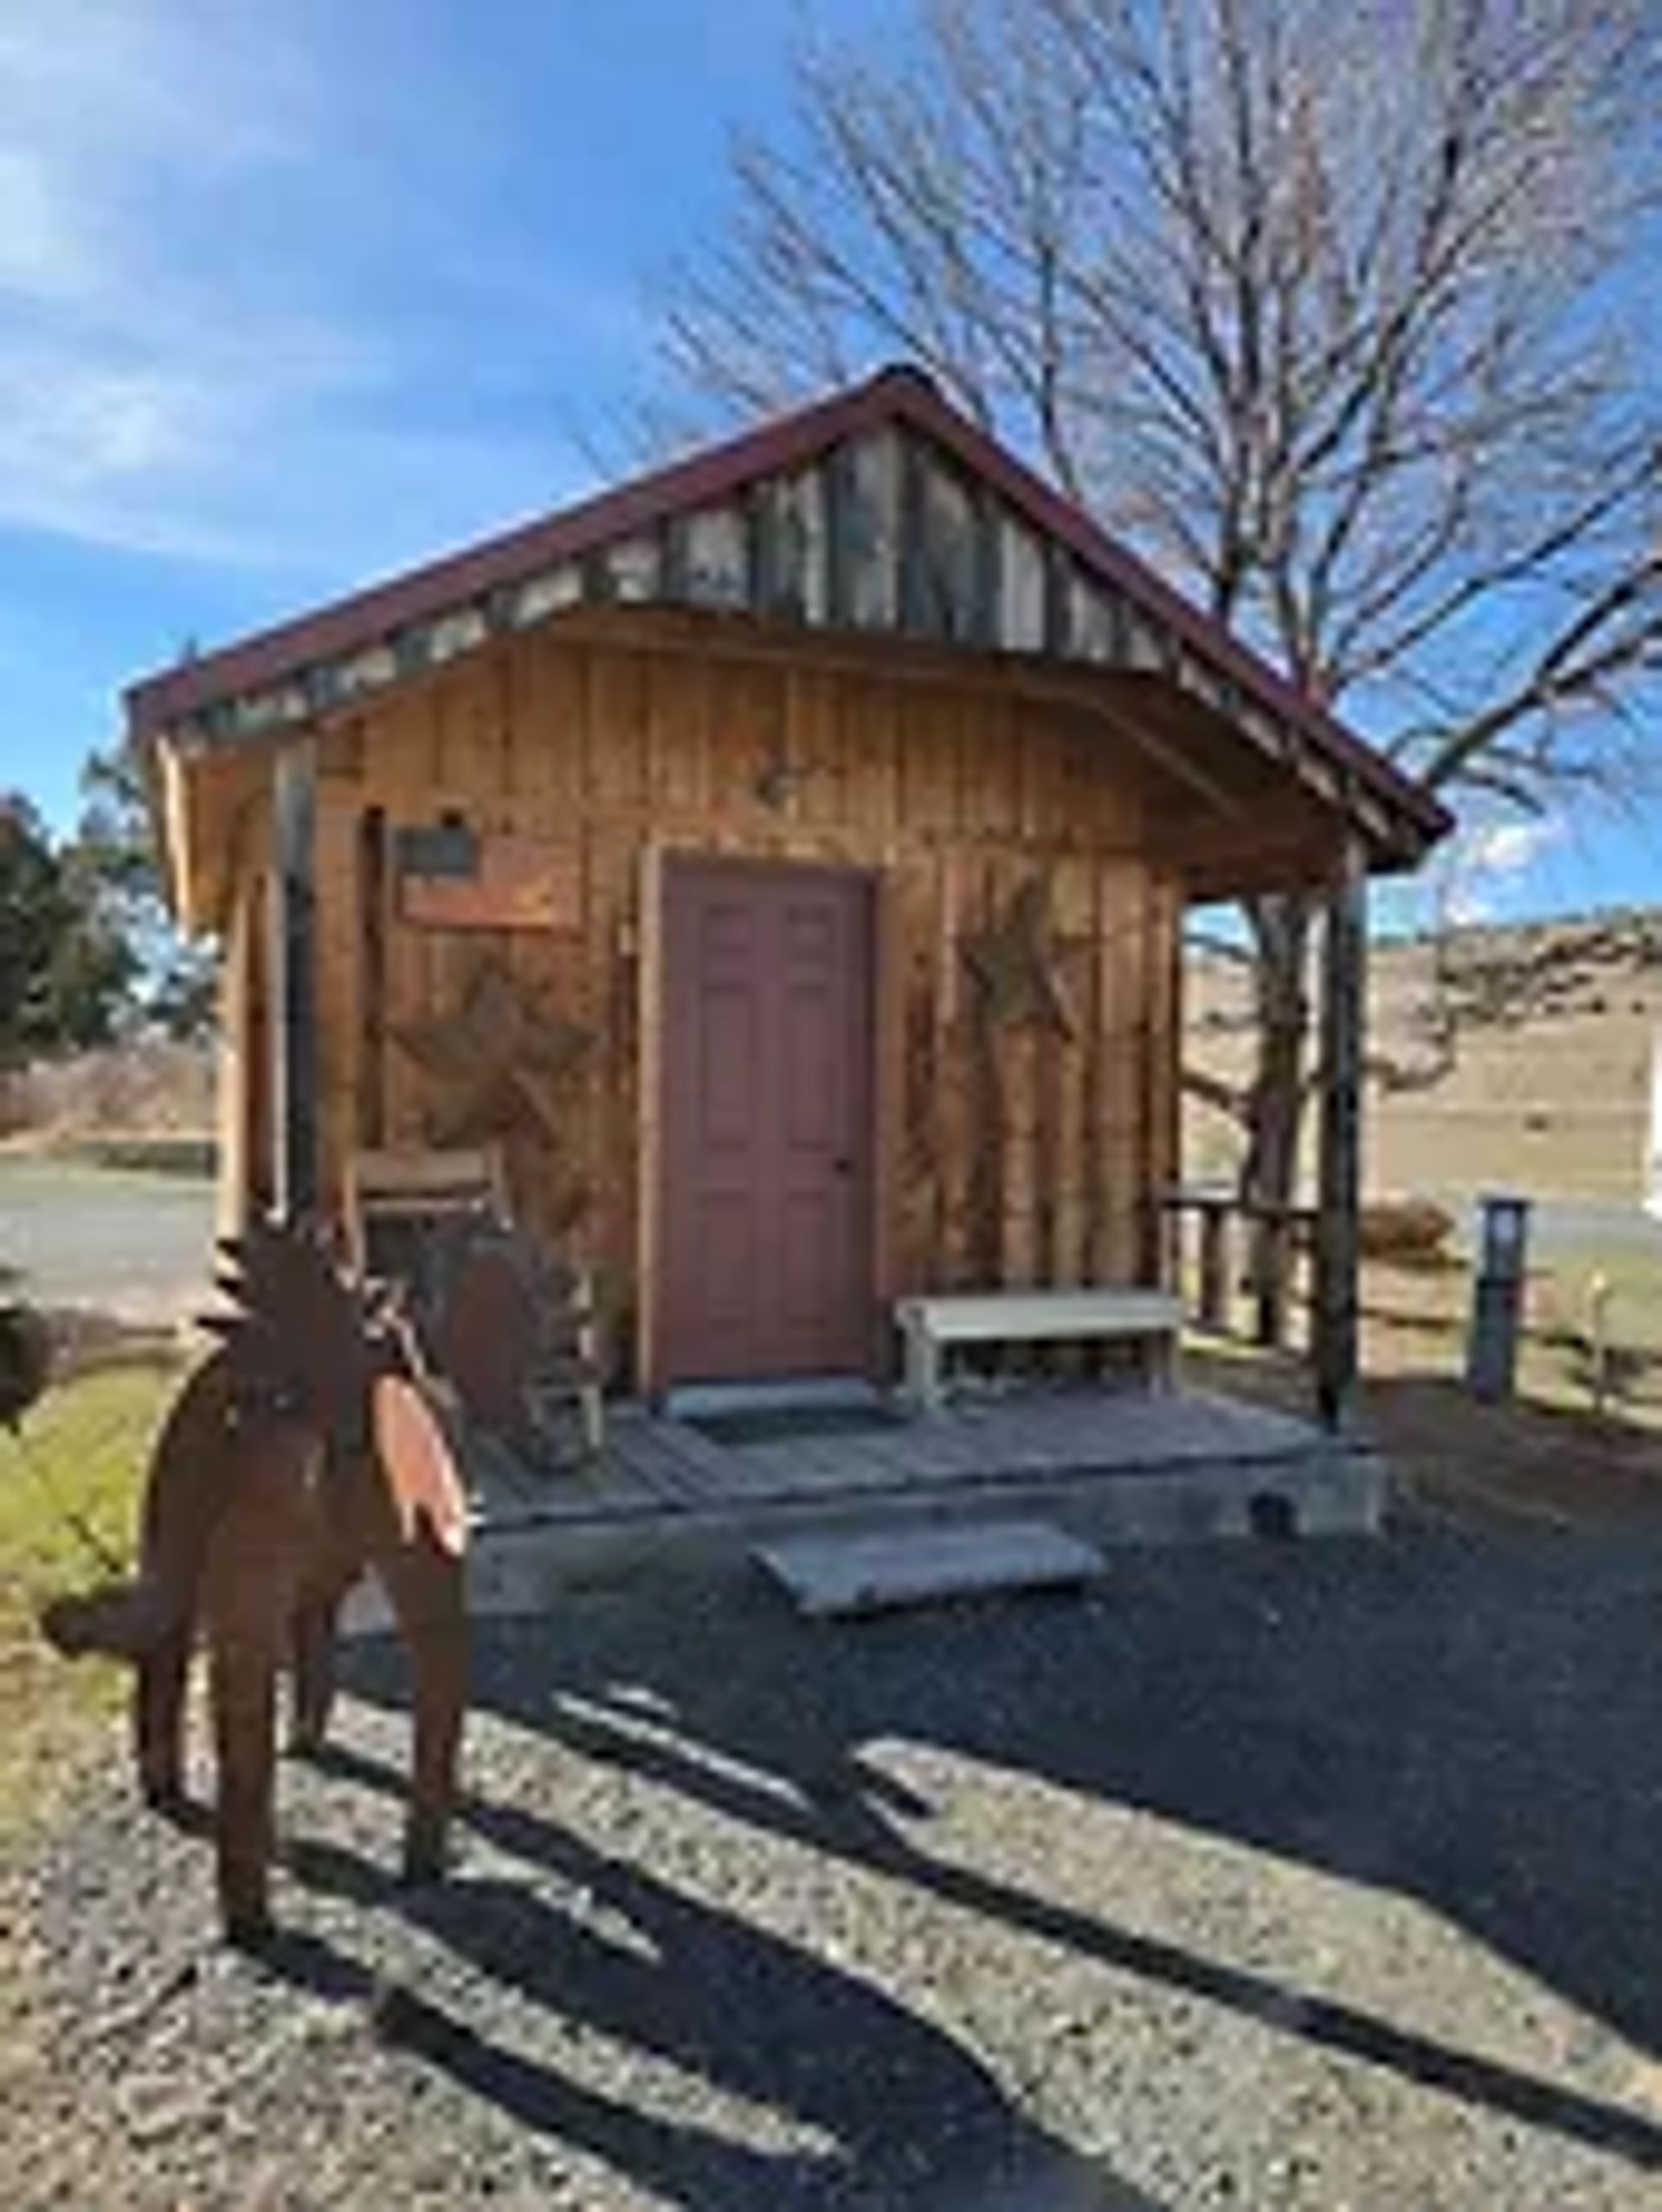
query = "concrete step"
(755, 1518, 1104, 1620)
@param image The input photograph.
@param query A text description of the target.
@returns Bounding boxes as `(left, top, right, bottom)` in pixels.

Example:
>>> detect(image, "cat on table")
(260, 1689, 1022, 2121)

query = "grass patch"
(1356, 1243, 1662, 1424)
(0, 1360, 180, 1844)
(1182, 1233, 1662, 1426)
(0, 1129, 215, 1179)
(50, 1133, 216, 1180)
(1184, 1240, 1662, 1531)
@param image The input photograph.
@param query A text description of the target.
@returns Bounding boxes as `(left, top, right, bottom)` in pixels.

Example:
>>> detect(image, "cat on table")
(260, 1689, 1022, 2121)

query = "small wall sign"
(396, 827, 580, 931)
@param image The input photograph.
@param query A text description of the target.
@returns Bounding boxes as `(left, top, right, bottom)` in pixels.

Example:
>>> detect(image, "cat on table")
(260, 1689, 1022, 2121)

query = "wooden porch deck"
(440, 1386, 1385, 1617)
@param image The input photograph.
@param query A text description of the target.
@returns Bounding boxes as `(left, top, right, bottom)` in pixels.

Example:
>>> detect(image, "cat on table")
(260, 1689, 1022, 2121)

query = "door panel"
(662, 860, 874, 1384)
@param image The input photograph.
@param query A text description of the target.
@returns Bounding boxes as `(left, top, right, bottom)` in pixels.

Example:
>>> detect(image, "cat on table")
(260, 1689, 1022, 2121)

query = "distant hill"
(1186, 908, 1662, 1206)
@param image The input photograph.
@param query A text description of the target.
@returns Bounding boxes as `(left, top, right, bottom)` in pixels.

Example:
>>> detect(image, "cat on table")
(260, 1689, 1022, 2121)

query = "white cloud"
(1439, 814, 1567, 925)
(1463, 820, 1563, 878)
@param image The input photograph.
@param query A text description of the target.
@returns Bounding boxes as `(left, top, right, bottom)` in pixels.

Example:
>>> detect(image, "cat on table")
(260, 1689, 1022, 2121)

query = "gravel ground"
(8, 1530, 1662, 2209)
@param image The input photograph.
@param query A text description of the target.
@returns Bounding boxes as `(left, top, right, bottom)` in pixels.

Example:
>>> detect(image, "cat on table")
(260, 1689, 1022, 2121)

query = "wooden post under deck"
(270, 739, 319, 1218)
(1313, 841, 1366, 1429)
(1195, 1198, 1231, 1331)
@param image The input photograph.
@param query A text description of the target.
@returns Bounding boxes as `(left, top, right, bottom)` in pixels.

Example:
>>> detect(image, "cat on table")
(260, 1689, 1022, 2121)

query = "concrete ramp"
(756, 1519, 1103, 1620)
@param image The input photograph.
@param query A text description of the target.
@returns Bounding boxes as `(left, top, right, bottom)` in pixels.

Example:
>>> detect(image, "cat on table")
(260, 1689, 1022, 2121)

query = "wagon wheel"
(429, 1228, 602, 1471)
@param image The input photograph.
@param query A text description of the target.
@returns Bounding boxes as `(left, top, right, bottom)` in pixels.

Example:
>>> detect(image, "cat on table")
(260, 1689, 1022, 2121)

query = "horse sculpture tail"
(0, 1302, 52, 1431)
(39, 1577, 179, 1661)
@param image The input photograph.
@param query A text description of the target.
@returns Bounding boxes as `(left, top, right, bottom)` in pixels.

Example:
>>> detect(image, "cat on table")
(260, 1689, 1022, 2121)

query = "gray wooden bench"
(895, 1288, 1183, 1414)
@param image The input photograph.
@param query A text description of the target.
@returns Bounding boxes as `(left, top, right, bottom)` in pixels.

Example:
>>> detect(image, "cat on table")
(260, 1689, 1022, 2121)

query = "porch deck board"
(604, 1412, 731, 1506)
(471, 1386, 1356, 1533)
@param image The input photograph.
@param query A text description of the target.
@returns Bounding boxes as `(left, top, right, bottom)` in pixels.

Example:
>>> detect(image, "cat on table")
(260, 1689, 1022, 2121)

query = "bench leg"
(902, 1321, 943, 1415)
(1149, 1331, 1179, 1395)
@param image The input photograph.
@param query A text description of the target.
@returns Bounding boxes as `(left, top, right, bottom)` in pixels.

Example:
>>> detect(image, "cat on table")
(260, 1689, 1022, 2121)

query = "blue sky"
(0, 0, 1653, 930)
(0, 1, 877, 813)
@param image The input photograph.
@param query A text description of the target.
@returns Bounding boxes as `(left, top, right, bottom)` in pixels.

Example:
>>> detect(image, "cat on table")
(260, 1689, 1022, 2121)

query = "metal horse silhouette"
(40, 1219, 469, 1947)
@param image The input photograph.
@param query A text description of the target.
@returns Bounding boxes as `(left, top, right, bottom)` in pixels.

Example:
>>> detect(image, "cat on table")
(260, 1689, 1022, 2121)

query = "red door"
(661, 858, 875, 1385)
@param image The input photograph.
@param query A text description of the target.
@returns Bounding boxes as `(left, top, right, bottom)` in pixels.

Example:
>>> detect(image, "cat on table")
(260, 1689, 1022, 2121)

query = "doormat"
(687, 1404, 905, 1450)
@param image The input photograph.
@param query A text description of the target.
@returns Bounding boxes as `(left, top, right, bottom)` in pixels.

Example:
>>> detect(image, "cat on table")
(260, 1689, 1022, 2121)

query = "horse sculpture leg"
(204, 1610, 281, 1946)
(135, 1625, 193, 1815)
(376, 1527, 467, 1885)
(198, 1421, 316, 1945)
(288, 1589, 340, 1757)
(289, 1538, 360, 1759)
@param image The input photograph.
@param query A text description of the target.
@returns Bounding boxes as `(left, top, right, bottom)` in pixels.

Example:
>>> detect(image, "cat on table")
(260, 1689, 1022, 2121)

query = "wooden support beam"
(1084, 694, 1245, 820)
(216, 880, 254, 1240)
(1252, 1212, 1293, 1348)
(357, 806, 388, 1150)
(155, 736, 201, 931)
(1196, 1199, 1230, 1330)
(1313, 840, 1366, 1428)
(270, 738, 319, 1218)
(635, 841, 667, 1399)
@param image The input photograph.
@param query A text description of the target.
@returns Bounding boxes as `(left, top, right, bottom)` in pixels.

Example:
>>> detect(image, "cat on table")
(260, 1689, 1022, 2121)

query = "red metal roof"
(126, 363, 1450, 846)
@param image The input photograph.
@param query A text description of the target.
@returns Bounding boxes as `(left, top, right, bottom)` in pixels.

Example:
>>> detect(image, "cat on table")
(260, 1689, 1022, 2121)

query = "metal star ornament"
(393, 960, 594, 1146)
(962, 874, 1078, 1038)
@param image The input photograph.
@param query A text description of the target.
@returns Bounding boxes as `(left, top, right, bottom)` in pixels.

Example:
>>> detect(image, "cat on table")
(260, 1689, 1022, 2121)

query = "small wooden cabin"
(130, 367, 1448, 1405)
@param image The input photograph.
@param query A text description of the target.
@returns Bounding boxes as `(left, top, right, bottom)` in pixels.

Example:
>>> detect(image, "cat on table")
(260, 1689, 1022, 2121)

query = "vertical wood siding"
(275, 627, 1180, 1379)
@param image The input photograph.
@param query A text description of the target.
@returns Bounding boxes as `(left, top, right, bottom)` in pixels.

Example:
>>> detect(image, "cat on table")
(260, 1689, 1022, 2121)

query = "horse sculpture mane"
(40, 1216, 469, 1947)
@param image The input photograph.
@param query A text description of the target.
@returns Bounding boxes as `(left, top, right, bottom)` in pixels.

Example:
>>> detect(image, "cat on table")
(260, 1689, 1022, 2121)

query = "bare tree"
(658, 0, 1662, 1216)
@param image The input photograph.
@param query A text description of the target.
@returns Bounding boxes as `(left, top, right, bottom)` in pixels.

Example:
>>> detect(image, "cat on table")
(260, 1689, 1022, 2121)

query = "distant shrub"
(1359, 1199, 1456, 1268)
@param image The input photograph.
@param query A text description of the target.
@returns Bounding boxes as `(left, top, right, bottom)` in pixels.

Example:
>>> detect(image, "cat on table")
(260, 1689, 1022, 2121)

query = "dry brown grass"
(1187, 1246, 1662, 1533)
(1188, 912, 1662, 1205)
(2, 1040, 212, 1142)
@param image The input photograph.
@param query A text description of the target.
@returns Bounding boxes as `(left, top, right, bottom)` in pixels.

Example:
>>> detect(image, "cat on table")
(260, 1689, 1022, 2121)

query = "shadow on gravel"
(279, 1754, 1149, 2210)
(340, 1530, 1662, 2184)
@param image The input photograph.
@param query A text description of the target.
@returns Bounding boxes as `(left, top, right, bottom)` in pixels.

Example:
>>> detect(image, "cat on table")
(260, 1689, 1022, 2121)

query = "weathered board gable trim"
(129, 366, 1448, 885)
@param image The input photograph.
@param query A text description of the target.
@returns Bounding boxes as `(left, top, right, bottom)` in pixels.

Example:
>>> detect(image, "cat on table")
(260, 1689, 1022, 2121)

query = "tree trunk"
(1240, 893, 1315, 1339)
(0, 1063, 25, 1139)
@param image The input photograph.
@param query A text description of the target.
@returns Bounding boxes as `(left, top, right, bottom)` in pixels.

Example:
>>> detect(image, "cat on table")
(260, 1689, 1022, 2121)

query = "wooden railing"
(1156, 1185, 1319, 1351)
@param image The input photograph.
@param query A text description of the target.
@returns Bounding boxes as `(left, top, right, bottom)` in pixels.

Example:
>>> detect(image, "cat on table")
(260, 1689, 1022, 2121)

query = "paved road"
(0, 1158, 213, 1323)
(2, 1154, 1655, 1330)
(1525, 1199, 1662, 1259)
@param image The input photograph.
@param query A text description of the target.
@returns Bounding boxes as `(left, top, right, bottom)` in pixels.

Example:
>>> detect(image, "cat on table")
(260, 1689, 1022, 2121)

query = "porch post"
(1313, 839, 1366, 1430)
(270, 738, 319, 1218)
